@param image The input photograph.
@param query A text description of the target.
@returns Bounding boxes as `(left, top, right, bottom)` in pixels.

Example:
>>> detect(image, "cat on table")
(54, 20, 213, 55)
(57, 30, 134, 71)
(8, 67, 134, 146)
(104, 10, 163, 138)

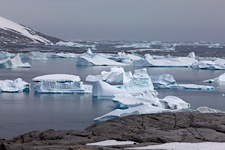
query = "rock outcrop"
(1, 112, 225, 149)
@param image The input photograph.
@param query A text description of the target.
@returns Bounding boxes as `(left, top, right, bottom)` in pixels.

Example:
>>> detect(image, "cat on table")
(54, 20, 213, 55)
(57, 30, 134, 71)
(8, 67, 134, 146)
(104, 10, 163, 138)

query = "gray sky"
(0, 0, 225, 42)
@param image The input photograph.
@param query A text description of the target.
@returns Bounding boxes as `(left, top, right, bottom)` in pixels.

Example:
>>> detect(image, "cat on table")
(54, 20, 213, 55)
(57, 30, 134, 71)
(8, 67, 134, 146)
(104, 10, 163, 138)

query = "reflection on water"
(0, 58, 225, 139)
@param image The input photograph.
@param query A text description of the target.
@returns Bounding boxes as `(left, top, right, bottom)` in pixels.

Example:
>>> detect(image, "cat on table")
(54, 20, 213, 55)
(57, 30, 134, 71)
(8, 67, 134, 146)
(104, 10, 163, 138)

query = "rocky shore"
(1, 112, 225, 150)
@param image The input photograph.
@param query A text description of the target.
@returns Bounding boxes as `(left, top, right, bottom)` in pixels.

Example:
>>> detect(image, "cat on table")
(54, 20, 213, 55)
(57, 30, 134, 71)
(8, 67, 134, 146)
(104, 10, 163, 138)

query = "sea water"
(0, 58, 225, 139)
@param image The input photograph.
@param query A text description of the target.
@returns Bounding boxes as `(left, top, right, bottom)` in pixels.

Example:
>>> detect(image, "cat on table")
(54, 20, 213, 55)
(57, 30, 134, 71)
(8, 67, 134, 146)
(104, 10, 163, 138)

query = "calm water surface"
(0, 58, 225, 139)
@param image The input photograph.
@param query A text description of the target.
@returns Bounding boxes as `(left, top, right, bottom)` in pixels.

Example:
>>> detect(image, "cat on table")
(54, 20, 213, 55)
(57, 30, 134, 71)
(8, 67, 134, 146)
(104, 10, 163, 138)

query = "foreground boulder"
(2, 112, 225, 149)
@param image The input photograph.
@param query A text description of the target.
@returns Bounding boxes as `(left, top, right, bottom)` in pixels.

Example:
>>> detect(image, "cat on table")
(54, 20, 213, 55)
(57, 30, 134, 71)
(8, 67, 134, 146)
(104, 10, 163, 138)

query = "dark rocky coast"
(1, 112, 225, 150)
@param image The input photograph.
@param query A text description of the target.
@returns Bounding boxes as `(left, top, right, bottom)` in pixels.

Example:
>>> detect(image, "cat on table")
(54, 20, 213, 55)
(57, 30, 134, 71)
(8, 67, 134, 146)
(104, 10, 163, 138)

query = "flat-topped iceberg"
(0, 78, 30, 93)
(32, 74, 81, 82)
(34, 81, 92, 94)
(0, 54, 31, 68)
(46, 52, 78, 58)
(56, 41, 96, 49)
(196, 106, 224, 113)
(76, 49, 127, 66)
(134, 52, 197, 67)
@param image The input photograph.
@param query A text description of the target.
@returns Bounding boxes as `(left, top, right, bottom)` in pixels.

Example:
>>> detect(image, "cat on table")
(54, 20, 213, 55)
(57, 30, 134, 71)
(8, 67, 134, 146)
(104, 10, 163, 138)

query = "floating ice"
(76, 49, 127, 66)
(94, 104, 166, 122)
(152, 74, 214, 90)
(56, 41, 96, 49)
(151, 74, 176, 88)
(0, 54, 31, 68)
(34, 81, 92, 94)
(0, 51, 15, 59)
(115, 43, 151, 49)
(192, 58, 225, 70)
(134, 52, 197, 67)
(204, 73, 225, 83)
(0, 78, 30, 93)
(32, 74, 81, 82)
(159, 96, 190, 110)
(86, 67, 132, 84)
(112, 91, 161, 109)
(20, 51, 48, 60)
(46, 52, 78, 58)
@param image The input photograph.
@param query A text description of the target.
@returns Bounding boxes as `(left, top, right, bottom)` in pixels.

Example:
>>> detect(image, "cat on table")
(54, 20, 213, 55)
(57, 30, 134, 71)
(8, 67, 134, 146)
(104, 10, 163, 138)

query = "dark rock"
(2, 112, 225, 149)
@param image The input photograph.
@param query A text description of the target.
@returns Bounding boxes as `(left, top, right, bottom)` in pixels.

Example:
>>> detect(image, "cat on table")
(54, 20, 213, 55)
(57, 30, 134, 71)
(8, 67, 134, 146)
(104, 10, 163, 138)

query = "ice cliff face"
(0, 16, 60, 50)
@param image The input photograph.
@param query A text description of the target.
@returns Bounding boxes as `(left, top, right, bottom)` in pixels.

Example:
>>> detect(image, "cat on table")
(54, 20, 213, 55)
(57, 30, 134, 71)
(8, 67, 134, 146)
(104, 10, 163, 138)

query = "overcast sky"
(0, 0, 225, 42)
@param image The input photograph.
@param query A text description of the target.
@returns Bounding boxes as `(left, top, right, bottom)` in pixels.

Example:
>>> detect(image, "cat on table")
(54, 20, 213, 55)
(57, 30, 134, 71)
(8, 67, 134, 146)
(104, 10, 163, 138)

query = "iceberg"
(76, 49, 127, 66)
(33, 81, 92, 94)
(32, 74, 81, 82)
(192, 58, 225, 70)
(0, 51, 15, 59)
(204, 73, 225, 83)
(196, 106, 224, 113)
(94, 104, 166, 122)
(159, 96, 190, 110)
(0, 78, 30, 93)
(46, 52, 78, 58)
(86, 67, 132, 84)
(0, 54, 31, 68)
(92, 81, 127, 99)
(151, 74, 176, 88)
(20, 51, 48, 60)
(112, 91, 161, 109)
(134, 52, 197, 67)
(151, 74, 214, 90)
(56, 41, 96, 49)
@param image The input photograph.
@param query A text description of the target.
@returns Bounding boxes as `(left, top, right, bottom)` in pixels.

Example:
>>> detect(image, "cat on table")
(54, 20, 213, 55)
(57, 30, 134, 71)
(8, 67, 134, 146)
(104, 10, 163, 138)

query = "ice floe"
(134, 52, 197, 67)
(76, 49, 127, 66)
(0, 54, 31, 68)
(87, 140, 136, 146)
(0, 78, 30, 93)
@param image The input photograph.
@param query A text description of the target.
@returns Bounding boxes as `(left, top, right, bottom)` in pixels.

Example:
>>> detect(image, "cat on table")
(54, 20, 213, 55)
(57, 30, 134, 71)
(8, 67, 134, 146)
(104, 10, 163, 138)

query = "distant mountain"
(0, 16, 61, 51)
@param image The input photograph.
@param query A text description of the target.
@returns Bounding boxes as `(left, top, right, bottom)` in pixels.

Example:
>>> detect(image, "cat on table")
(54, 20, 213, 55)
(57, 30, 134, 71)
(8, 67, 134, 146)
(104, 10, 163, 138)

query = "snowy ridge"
(0, 16, 51, 44)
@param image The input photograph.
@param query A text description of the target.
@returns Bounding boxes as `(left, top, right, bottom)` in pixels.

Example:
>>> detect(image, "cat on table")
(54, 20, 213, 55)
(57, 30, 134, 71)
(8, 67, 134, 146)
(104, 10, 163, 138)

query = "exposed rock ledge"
(1, 112, 225, 150)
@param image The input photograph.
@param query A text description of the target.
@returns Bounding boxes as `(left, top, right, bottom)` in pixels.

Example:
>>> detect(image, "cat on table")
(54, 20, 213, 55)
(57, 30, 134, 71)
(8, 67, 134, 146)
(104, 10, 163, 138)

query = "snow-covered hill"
(0, 16, 60, 49)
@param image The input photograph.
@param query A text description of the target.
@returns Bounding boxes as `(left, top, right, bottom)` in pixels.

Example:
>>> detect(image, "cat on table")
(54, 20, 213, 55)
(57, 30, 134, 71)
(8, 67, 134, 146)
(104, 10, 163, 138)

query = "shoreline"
(1, 112, 225, 149)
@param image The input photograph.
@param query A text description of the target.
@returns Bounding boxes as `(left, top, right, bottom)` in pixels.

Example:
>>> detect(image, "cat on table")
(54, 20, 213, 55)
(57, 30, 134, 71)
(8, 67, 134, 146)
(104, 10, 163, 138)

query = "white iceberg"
(0, 51, 15, 59)
(169, 84, 214, 90)
(204, 73, 225, 83)
(115, 43, 151, 49)
(151, 74, 214, 90)
(33, 81, 92, 94)
(94, 104, 166, 122)
(86, 67, 132, 84)
(32, 74, 81, 82)
(20, 51, 48, 60)
(112, 91, 161, 109)
(134, 52, 197, 67)
(92, 81, 127, 99)
(159, 96, 190, 110)
(46, 52, 78, 58)
(0, 78, 30, 93)
(76, 49, 127, 66)
(0, 54, 31, 68)
(123, 68, 154, 92)
(87, 140, 136, 146)
(151, 74, 176, 88)
(192, 58, 225, 70)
